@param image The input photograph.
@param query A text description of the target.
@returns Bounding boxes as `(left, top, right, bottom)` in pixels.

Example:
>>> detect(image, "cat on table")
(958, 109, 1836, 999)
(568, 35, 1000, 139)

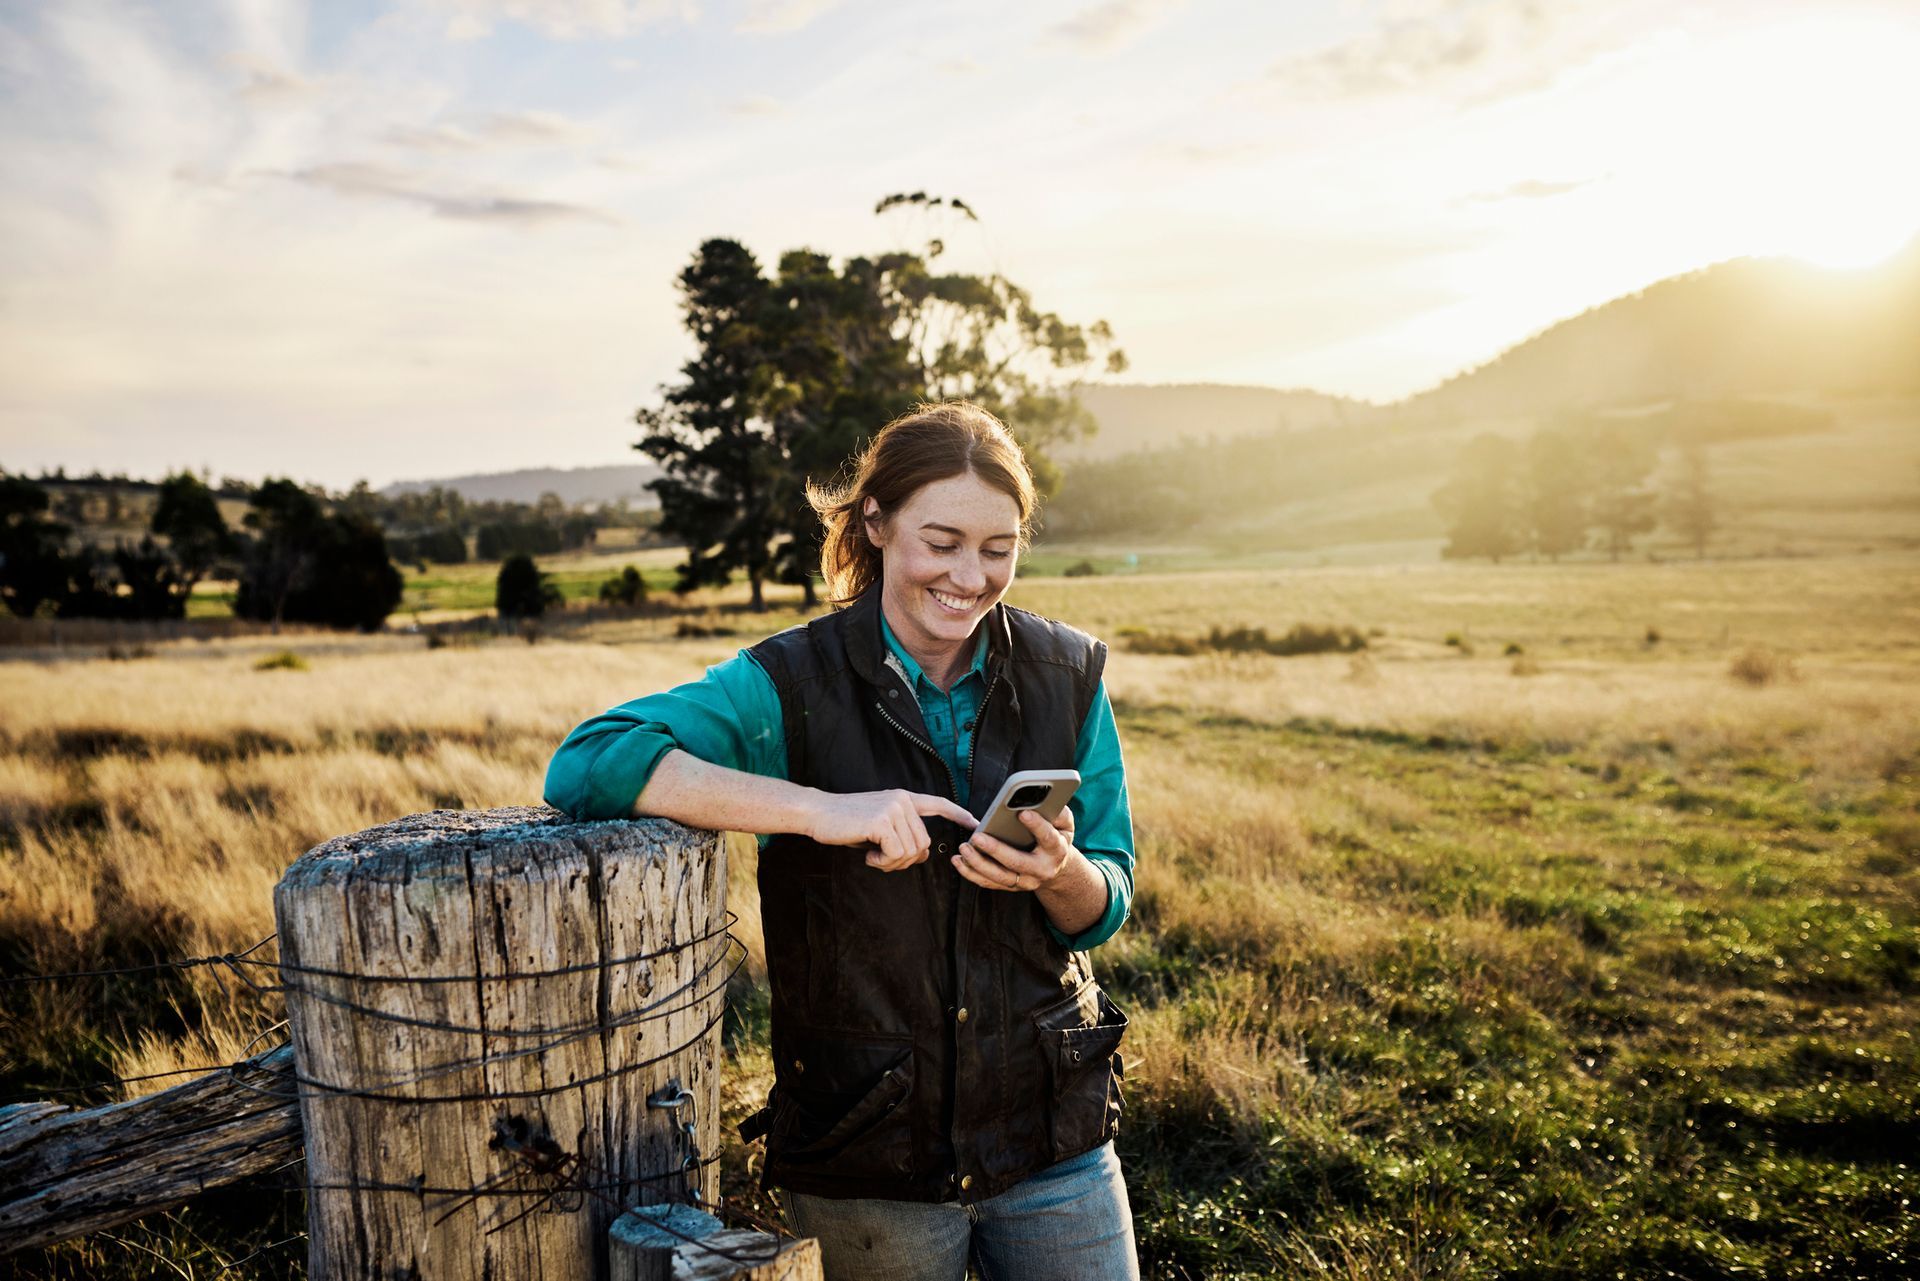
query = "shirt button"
(960, 1175, 973, 1192)
(956, 1007, 970, 1024)
(792, 1059, 805, 1074)
(938, 842, 950, 855)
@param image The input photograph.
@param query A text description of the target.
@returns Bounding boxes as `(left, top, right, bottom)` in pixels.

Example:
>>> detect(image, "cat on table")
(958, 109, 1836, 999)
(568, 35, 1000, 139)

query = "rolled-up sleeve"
(1047, 679, 1135, 951)
(543, 650, 786, 820)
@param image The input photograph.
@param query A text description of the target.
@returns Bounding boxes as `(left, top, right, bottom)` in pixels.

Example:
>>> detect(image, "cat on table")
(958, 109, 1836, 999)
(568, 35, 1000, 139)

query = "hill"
(1043, 242, 1920, 562)
(1066, 383, 1379, 459)
(1407, 237, 1920, 420)
(381, 463, 661, 508)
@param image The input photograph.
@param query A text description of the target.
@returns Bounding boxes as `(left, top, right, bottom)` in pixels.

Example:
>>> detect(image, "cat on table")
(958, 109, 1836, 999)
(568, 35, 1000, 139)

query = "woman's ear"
(861, 497, 886, 548)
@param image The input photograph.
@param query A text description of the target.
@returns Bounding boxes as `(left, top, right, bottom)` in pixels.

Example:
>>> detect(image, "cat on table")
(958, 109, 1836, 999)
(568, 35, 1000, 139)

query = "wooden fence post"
(274, 806, 729, 1280)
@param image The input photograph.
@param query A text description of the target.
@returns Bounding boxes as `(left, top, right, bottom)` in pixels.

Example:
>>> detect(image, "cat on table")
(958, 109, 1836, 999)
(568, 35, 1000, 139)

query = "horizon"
(4, 0, 1917, 489)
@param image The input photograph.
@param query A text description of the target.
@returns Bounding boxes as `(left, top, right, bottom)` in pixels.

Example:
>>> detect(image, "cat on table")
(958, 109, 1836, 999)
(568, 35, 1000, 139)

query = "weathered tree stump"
(275, 806, 728, 1280)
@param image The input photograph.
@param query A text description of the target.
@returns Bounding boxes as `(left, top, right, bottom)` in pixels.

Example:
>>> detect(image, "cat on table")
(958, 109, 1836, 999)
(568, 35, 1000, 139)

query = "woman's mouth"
(928, 588, 978, 615)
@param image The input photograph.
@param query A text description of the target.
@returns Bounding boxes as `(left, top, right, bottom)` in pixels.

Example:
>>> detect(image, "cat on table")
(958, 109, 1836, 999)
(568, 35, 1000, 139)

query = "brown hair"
(808, 401, 1038, 606)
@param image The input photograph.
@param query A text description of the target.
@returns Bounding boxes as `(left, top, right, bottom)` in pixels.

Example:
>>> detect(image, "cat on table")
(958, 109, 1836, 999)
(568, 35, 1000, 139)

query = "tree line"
(2, 469, 668, 628)
(1434, 421, 1717, 563)
(636, 194, 1124, 610)
(1, 472, 404, 627)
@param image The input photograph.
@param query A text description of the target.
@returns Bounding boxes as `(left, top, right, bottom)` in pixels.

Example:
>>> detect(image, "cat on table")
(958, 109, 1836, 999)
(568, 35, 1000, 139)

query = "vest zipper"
(963, 669, 1002, 801)
(873, 695, 960, 800)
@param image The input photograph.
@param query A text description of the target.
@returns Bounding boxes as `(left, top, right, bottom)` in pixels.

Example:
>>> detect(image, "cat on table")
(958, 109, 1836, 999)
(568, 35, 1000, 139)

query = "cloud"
(1466, 175, 1596, 201)
(229, 59, 325, 108)
(382, 109, 597, 151)
(727, 94, 783, 116)
(414, 0, 699, 40)
(735, 0, 845, 34)
(1151, 139, 1271, 167)
(280, 162, 619, 226)
(1046, 0, 1187, 55)
(1263, 0, 1633, 101)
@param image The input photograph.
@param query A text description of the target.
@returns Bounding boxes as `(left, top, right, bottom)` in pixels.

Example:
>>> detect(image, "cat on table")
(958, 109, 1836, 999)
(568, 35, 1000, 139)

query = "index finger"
(913, 793, 979, 829)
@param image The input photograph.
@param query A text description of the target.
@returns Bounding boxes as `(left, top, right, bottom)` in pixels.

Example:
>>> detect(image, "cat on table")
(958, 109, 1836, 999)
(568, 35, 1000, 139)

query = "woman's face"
(865, 470, 1022, 660)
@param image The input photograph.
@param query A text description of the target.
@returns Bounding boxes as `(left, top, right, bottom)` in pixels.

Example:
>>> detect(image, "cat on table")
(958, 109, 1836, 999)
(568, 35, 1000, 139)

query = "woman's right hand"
(806, 789, 978, 872)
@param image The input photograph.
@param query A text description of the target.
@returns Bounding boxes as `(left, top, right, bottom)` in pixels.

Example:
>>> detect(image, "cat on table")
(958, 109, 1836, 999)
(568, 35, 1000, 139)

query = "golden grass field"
(3, 554, 1917, 1278)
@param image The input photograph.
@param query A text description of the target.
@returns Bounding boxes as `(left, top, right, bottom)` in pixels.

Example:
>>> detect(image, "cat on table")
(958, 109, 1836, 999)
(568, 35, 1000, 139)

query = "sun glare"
(1698, 13, 1920, 271)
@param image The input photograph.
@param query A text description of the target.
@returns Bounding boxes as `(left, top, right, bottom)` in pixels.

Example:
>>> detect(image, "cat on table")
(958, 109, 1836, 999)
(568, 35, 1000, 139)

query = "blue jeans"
(782, 1143, 1139, 1281)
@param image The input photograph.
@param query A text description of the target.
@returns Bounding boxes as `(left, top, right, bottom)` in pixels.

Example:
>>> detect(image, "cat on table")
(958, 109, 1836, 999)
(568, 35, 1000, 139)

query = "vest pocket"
(1034, 983, 1129, 1161)
(770, 1032, 916, 1181)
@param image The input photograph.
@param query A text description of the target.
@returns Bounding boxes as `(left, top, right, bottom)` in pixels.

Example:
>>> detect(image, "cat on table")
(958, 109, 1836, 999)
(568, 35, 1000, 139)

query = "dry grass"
(4, 553, 1918, 1278)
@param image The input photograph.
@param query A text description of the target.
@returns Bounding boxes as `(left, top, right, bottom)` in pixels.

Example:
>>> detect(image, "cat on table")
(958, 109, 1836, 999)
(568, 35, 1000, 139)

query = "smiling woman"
(544, 401, 1140, 1280)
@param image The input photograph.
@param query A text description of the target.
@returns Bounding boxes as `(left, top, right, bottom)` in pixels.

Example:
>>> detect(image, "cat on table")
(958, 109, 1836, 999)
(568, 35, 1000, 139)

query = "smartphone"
(970, 769, 1081, 851)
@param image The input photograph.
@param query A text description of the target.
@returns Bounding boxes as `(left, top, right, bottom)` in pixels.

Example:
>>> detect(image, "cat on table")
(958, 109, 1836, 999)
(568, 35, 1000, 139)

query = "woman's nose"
(949, 557, 987, 592)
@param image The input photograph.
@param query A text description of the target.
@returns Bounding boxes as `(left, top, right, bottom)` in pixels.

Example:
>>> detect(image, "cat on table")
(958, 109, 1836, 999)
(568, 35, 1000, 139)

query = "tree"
(637, 205, 1124, 609)
(290, 515, 404, 630)
(1524, 427, 1588, 561)
(637, 238, 792, 611)
(497, 554, 562, 618)
(1664, 440, 1717, 558)
(151, 471, 234, 603)
(598, 565, 648, 607)
(110, 536, 187, 619)
(0, 475, 72, 619)
(235, 480, 326, 627)
(1585, 424, 1659, 561)
(1433, 434, 1526, 562)
(234, 480, 403, 630)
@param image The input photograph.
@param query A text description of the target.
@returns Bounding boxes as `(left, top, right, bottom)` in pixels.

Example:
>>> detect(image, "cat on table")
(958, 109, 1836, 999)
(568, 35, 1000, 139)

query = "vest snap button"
(956, 1007, 969, 1024)
(887, 688, 898, 698)
(792, 1058, 805, 1074)
(938, 842, 950, 855)
(960, 1175, 973, 1192)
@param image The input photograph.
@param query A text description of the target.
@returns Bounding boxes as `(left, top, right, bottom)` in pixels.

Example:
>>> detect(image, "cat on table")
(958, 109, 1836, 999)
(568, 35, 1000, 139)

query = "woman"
(545, 401, 1138, 1281)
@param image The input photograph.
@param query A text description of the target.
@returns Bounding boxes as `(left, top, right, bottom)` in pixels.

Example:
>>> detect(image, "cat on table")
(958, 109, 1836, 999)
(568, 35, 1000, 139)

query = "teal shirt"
(544, 619, 1135, 950)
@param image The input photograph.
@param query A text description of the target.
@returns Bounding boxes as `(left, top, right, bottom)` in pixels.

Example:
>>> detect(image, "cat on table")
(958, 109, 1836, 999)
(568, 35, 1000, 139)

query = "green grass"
(1092, 704, 1919, 1279)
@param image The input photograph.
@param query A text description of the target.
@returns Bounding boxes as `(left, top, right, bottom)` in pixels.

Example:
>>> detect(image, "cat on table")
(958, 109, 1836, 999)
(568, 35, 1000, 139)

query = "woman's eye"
(984, 550, 1013, 561)
(927, 543, 956, 553)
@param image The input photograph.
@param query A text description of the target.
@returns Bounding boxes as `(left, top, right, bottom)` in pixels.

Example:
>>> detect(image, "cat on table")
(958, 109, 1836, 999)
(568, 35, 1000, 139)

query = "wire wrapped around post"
(273, 806, 730, 1281)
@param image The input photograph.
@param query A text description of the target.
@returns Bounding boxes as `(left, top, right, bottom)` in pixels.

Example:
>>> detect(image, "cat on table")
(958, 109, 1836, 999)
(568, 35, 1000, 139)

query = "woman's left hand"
(952, 807, 1078, 892)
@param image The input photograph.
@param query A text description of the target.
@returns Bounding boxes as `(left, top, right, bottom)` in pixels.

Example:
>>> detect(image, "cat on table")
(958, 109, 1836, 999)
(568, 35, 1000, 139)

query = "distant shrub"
(675, 621, 737, 638)
(255, 650, 308, 672)
(598, 565, 648, 607)
(496, 555, 562, 619)
(1504, 642, 1525, 656)
(1729, 646, 1797, 686)
(425, 633, 448, 650)
(1645, 625, 1662, 645)
(1125, 623, 1368, 658)
(1062, 559, 1100, 578)
(1444, 632, 1475, 656)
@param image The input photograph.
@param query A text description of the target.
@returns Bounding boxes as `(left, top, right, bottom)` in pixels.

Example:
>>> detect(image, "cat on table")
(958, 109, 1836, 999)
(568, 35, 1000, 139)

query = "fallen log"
(0, 1044, 300, 1254)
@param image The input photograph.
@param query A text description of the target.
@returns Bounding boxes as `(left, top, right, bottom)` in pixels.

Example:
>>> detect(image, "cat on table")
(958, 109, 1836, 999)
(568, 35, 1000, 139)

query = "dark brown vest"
(741, 586, 1128, 1203)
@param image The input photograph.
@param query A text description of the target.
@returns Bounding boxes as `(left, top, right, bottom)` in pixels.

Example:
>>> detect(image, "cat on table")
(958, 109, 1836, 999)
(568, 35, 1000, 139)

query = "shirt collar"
(879, 608, 990, 694)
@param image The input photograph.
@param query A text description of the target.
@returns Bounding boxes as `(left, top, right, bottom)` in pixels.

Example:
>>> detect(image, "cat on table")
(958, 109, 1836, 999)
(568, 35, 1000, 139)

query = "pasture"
(2, 555, 1917, 1279)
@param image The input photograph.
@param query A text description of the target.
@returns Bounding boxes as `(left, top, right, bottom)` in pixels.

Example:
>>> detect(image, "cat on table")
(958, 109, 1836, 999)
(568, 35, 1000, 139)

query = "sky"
(3, 0, 1918, 489)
